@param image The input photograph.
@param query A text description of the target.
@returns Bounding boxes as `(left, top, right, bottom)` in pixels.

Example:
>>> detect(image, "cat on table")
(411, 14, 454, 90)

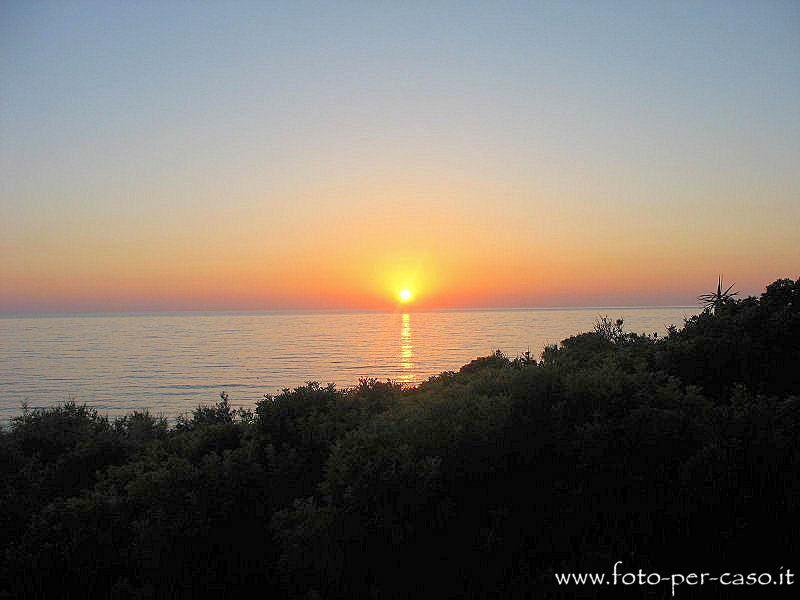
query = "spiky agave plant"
(698, 276, 738, 312)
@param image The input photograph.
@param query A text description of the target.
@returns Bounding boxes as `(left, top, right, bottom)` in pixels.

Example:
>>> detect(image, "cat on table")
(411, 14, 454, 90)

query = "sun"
(398, 289, 413, 303)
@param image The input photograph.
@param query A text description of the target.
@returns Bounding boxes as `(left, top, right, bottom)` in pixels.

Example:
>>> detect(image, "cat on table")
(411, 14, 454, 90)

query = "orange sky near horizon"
(3, 170, 797, 312)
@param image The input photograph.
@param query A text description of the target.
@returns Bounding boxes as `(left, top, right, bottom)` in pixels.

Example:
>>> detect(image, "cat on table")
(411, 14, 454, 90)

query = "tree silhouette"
(698, 275, 738, 312)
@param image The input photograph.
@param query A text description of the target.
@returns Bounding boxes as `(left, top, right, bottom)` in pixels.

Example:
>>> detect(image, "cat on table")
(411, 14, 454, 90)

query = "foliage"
(1, 277, 798, 598)
(698, 275, 739, 312)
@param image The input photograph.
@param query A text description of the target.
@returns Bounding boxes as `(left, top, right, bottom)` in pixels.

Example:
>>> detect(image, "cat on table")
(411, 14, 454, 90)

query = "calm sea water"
(0, 307, 699, 421)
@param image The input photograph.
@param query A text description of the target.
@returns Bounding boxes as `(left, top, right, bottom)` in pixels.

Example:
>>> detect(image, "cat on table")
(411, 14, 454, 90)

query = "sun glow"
(398, 289, 413, 303)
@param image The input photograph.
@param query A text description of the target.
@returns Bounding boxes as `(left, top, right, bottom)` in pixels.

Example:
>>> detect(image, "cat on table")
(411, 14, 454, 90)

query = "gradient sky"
(1, 1, 798, 312)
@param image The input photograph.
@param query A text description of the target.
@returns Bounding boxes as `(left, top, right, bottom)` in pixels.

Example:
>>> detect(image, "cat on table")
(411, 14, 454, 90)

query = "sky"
(1, 1, 798, 312)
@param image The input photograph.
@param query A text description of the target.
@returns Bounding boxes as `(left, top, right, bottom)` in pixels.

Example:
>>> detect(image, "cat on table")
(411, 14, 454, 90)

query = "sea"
(0, 307, 700, 421)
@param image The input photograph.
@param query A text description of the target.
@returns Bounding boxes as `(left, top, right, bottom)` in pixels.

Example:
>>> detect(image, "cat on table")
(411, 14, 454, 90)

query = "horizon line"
(0, 304, 703, 319)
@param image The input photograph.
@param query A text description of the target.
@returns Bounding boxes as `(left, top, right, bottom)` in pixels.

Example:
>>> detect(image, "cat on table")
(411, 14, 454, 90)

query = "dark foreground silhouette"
(1, 278, 798, 599)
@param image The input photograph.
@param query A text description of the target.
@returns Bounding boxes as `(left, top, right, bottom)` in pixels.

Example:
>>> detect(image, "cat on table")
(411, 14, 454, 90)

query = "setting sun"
(398, 289, 413, 303)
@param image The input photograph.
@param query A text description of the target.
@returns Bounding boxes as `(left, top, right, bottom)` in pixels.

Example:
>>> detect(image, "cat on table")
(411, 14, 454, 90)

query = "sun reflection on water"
(399, 312, 414, 383)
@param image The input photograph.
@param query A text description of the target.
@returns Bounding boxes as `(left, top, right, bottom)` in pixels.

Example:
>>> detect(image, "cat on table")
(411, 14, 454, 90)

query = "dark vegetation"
(1, 278, 798, 598)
